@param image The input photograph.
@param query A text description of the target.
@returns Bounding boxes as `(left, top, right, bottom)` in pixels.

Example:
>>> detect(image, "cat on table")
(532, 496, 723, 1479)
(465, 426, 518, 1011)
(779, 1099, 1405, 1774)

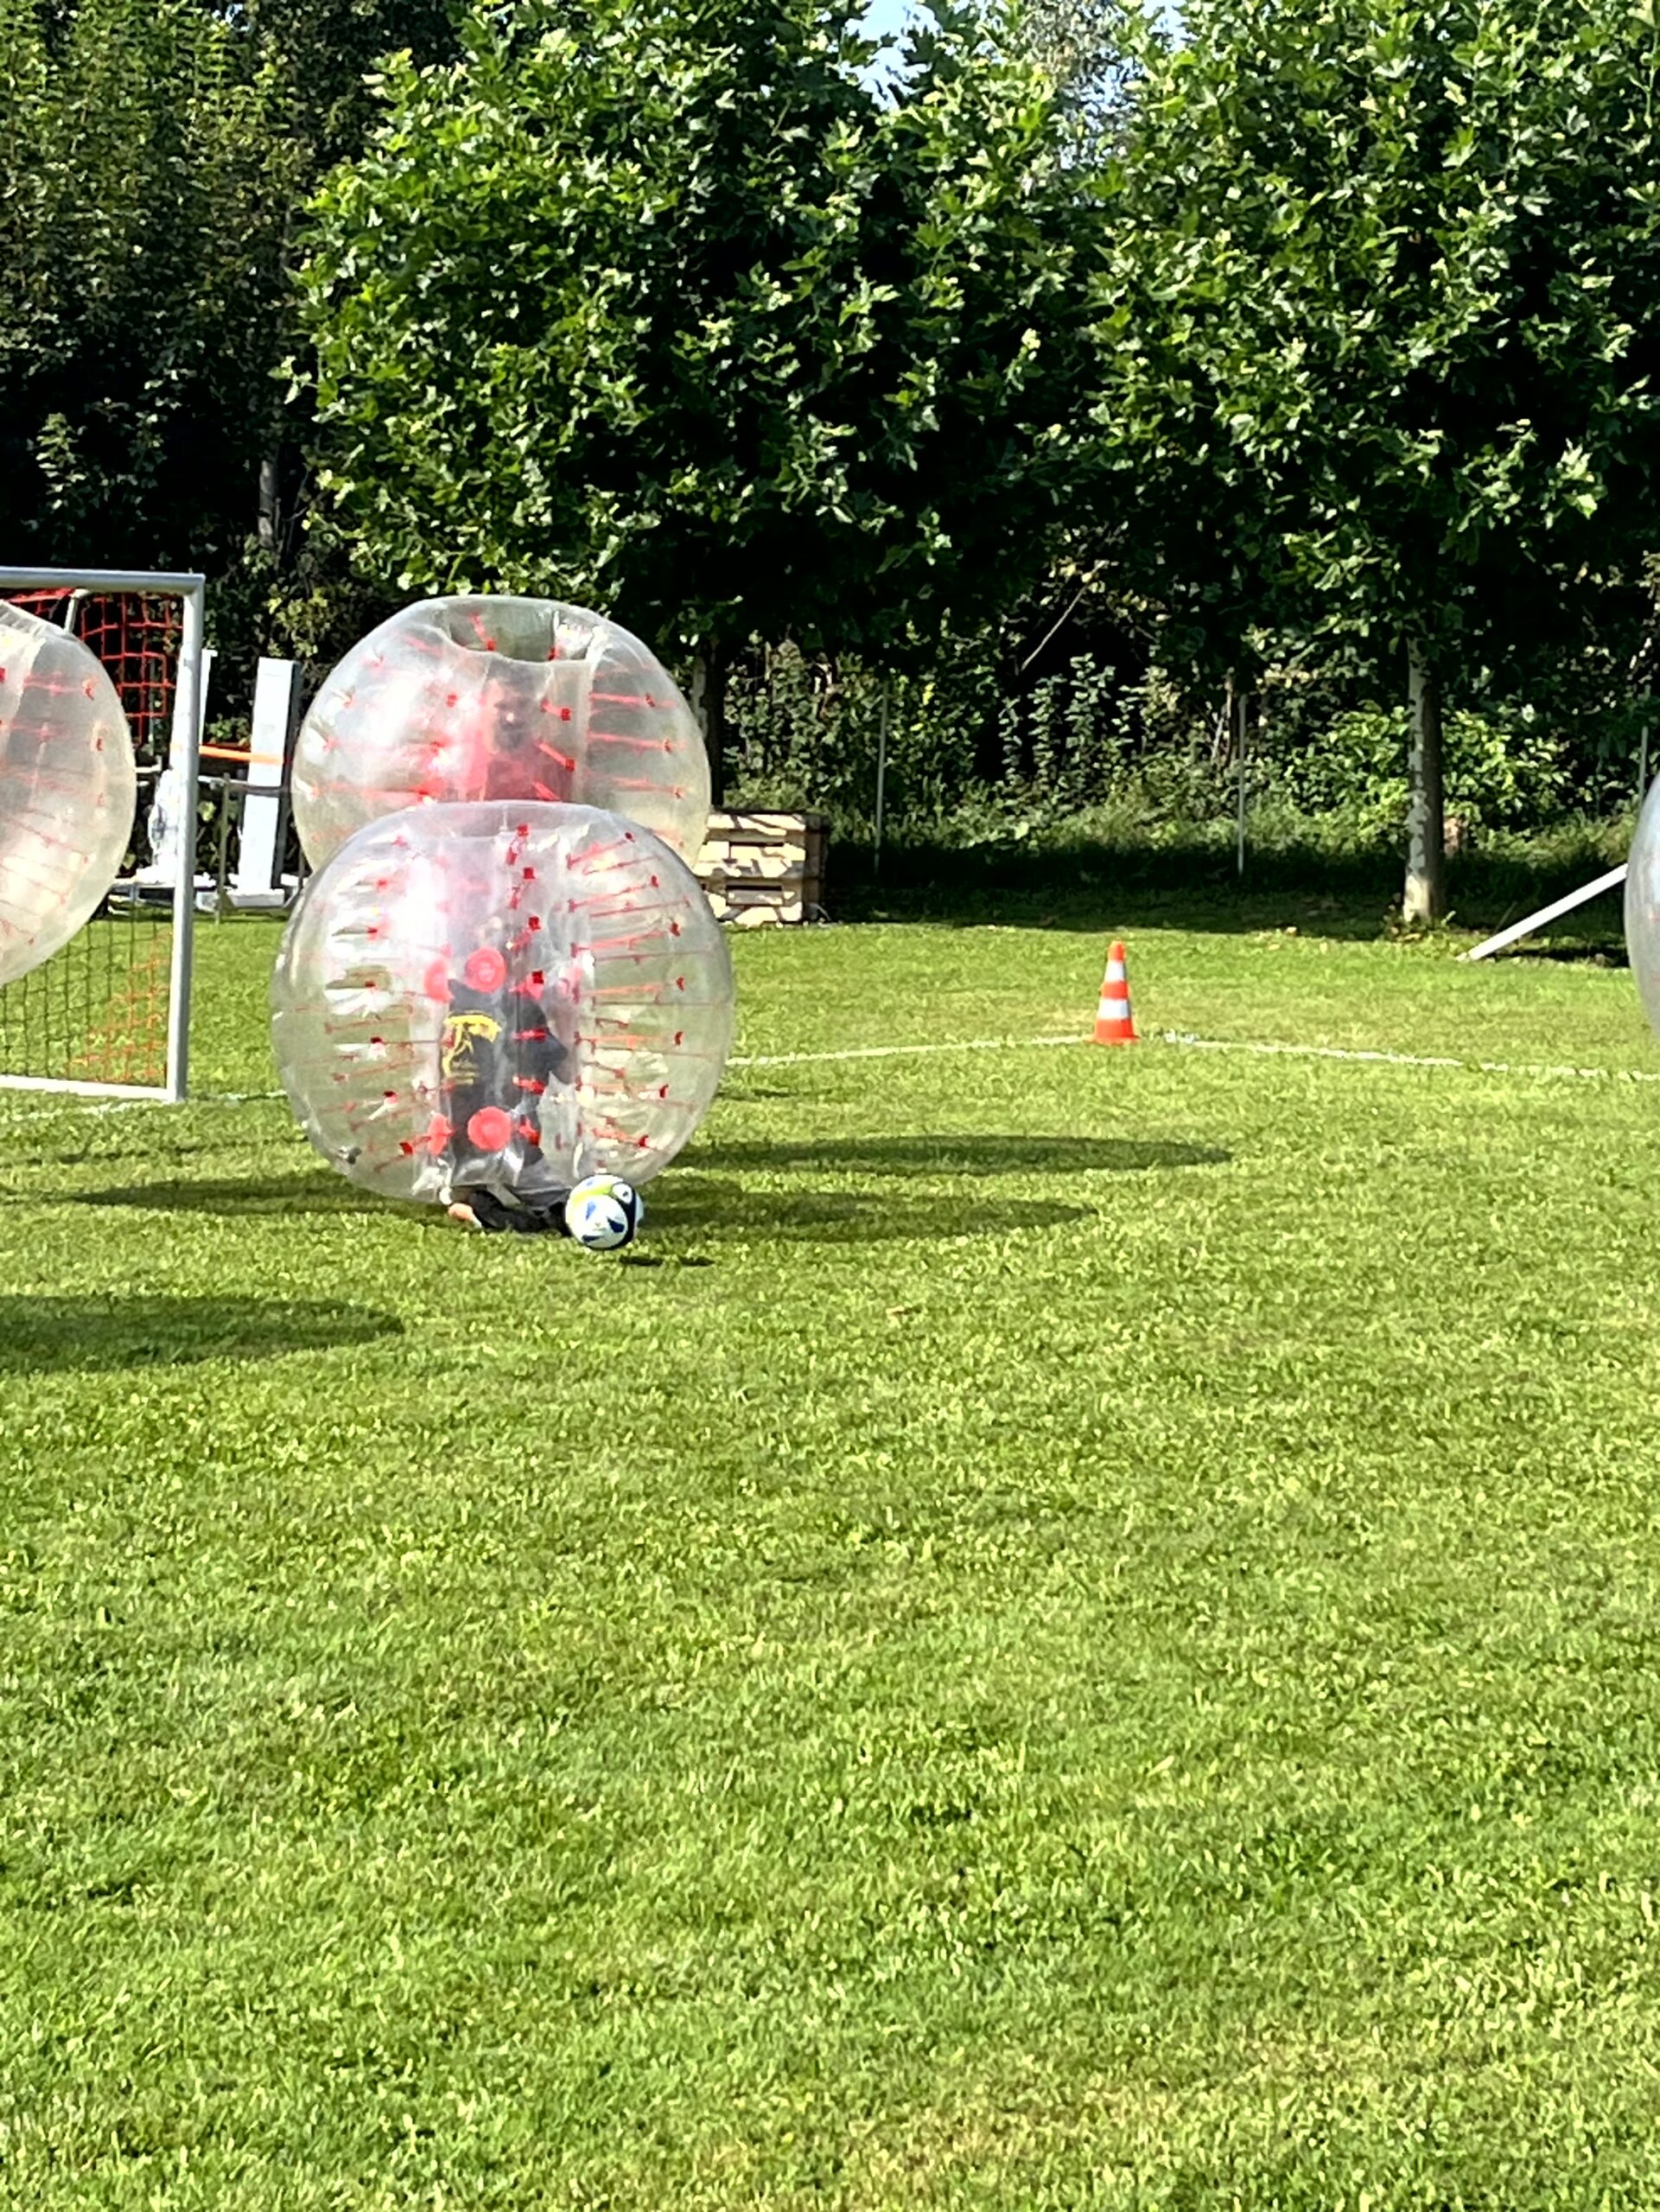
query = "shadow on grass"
(70, 1169, 410, 1217)
(73, 1135, 1224, 1228)
(74, 1169, 1106, 1245)
(695, 1135, 1228, 1178)
(0, 1294, 402, 1372)
(646, 1133, 1223, 1243)
(1504, 941, 1628, 966)
(646, 1176, 1090, 1244)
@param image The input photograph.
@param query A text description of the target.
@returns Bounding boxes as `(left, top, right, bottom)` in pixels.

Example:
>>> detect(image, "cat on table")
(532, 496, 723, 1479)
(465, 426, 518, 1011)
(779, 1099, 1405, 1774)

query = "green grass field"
(7, 903, 1660, 2209)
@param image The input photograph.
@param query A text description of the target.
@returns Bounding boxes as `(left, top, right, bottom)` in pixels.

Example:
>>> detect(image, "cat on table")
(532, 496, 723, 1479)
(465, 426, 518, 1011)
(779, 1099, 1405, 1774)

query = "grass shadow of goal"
(0, 1294, 403, 1372)
(67, 1170, 417, 1217)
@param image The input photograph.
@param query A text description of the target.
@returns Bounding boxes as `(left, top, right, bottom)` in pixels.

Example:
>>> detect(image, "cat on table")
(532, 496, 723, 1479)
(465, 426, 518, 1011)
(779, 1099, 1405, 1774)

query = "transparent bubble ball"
(291, 596, 709, 871)
(270, 802, 735, 1206)
(0, 600, 137, 989)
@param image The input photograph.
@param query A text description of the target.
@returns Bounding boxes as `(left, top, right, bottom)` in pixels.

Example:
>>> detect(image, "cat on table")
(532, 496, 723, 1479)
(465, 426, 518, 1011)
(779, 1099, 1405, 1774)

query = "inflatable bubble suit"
(271, 802, 735, 1205)
(0, 600, 137, 988)
(291, 596, 709, 870)
(1626, 780, 1660, 1037)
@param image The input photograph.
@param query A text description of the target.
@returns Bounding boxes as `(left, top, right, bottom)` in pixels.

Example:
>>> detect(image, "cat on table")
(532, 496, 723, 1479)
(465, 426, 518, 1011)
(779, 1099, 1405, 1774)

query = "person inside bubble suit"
(453, 665, 576, 809)
(434, 934, 585, 1235)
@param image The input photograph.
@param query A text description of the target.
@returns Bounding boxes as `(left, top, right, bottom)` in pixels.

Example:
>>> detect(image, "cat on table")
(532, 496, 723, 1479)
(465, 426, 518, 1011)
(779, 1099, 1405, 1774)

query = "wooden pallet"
(696, 810, 829, 926)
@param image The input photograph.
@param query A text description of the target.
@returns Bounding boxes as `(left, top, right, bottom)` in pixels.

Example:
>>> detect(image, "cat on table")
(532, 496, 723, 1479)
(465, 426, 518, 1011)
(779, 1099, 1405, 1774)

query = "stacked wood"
(695, 810, 829, 926)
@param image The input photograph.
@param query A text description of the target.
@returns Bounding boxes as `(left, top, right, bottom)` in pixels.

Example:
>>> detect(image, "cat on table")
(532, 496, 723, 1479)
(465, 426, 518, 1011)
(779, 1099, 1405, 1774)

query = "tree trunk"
(690, 639, 727, 807)
(1404, 639, 1444, 925)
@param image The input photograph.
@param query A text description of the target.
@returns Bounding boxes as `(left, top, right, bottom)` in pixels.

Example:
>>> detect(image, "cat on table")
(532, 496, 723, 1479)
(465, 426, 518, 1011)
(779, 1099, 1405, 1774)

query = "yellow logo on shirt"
(441, 1011, 501, 1080)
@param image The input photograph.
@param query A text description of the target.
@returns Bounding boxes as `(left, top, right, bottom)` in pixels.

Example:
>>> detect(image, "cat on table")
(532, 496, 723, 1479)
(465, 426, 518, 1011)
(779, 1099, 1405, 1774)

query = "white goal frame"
(0, 565, 206, 1102)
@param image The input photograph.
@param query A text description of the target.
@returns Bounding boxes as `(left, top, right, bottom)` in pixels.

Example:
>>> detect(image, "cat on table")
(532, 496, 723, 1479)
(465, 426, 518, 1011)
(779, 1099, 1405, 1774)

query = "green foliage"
(1015, 0, 1145, 147)
(1004, 654, 1122, 809)
(727, 641, 1004, 826)
(1101, 0, 1660, 682)
(0, 0, 301, 566)
(0, 0, 454, 585)
(1276, 702, 1572, 835)
(245, 0, 457, 169)
(298, 0, 1103, 663)
(727, 645, 884, 817)
(16, 0, 1660, 861)
(720, 626, 1646, 859)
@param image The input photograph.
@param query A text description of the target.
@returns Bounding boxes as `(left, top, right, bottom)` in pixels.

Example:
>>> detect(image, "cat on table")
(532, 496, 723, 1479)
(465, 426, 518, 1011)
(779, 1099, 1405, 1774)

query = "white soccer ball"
(564, 1173, 643, 1252)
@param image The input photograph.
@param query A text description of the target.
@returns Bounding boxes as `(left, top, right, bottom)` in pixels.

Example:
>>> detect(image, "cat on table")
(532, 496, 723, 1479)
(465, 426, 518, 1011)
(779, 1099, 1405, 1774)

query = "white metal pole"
(1460, 862, 1628, 963)
(0, 565, 205, 594)
(164, 581, 206, 1101)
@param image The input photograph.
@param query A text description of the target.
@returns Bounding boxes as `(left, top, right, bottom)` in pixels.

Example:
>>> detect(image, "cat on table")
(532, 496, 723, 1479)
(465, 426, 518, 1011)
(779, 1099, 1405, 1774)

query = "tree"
(1101, 0, 1660, 918)
(0, 0, 301, 569)
(1016, 0, 1140, 149)
(297, 0, 1103, 791)
(0, 0, 455, 587)
(238, 0, 461, 561)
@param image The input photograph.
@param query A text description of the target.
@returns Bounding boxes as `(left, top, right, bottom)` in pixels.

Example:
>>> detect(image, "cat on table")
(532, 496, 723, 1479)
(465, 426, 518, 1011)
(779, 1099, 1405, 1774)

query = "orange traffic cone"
(1093, 940, 1138, 1045)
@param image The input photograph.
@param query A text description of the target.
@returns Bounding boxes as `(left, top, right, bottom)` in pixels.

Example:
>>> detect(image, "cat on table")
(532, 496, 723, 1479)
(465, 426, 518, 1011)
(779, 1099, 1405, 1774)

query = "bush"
(1264, 704, 1572, 836)
(721, 635, 1624, 852)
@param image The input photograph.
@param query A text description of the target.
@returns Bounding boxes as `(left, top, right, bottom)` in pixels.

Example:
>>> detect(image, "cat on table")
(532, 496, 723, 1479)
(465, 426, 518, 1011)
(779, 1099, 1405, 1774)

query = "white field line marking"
(735, 1031, 1660, 1087)
(731, 1035, 1086, 1070)
(1156, 1030, 1660, 1085)
(15, 1037, 1657, 1112)
(0, 1088, 286, 1122)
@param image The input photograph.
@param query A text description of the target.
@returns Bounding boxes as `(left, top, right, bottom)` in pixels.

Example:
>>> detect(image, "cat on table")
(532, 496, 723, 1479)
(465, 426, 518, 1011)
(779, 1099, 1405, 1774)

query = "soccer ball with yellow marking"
(563, 1174, 643, 1253)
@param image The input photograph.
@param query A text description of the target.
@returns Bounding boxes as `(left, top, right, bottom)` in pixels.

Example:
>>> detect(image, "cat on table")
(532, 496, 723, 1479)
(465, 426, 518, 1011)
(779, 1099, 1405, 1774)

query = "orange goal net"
(0, 571, 205, 1098)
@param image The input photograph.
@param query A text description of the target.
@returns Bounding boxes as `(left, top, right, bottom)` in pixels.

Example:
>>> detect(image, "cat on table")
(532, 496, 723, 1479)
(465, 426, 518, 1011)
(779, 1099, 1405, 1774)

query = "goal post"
(0, 567, 206, 1101)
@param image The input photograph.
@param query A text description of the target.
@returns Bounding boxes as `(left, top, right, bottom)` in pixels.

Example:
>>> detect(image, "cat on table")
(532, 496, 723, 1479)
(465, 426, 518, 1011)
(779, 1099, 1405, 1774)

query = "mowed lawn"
(6, 906, 1660, 2207)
